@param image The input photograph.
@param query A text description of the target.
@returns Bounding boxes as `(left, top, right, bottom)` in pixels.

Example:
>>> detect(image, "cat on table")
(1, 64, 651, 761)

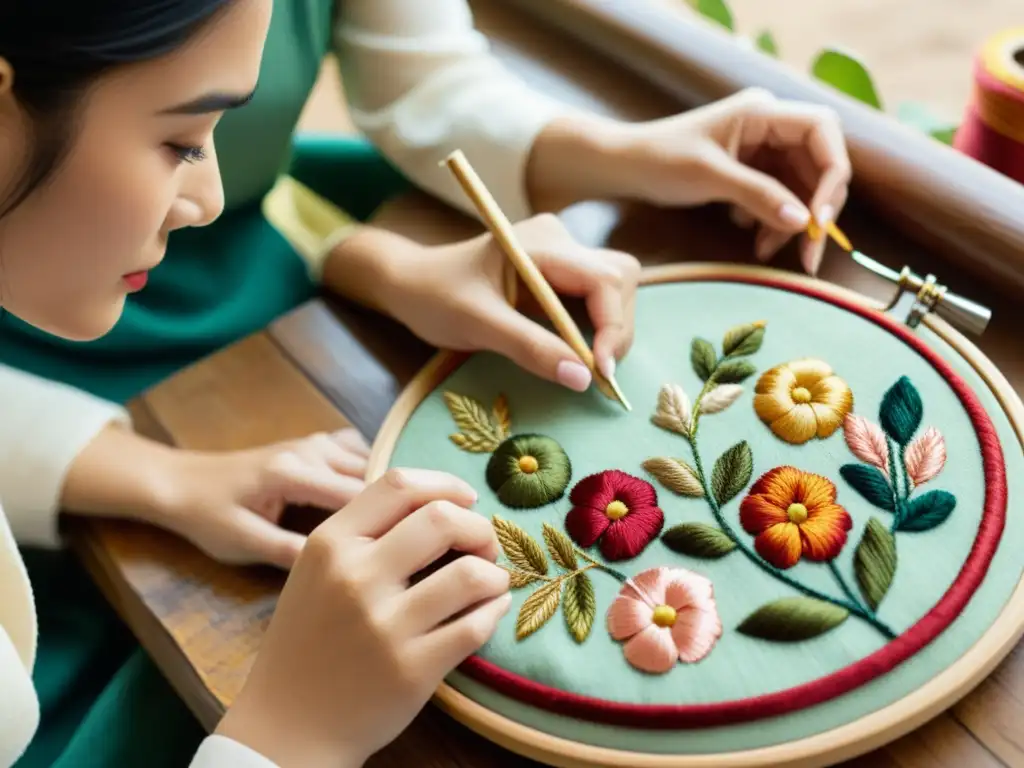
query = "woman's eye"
(167, 143, 207, 164)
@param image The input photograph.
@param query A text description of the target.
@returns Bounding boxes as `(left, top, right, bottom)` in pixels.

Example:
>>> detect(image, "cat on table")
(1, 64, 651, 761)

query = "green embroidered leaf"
(492, 515, 548, 576)
(691, 0, 734, 31)
(443, 391, 503, 452)
(712, 441, 753, 506)
(713, 360, 757, 384)
(737, 596, 850, 642)
(898, 490, 957, 532)
(722, 321, 766, 357)
(642, 457, 704, 497)
(839, 464, 895, 511)
(503, 567, 542, 589)
(563, 572, 597, 643)
(755, 30, 779, 57)
(516, 580, 561, 640)
(811, 48, 883, 109)
(854, 517, 897, 610)
(542, 523, 578, 571)
(691, 338, 717, 381)
(662, 523, 737, 558)
(879, 377, 924, 445)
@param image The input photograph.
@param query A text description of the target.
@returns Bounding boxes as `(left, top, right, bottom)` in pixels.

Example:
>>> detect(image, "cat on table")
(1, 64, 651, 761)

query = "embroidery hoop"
(366, 262, 1024, 768)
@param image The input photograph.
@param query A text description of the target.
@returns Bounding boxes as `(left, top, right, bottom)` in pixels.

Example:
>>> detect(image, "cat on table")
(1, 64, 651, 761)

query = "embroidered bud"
(485, 433, 572, 509)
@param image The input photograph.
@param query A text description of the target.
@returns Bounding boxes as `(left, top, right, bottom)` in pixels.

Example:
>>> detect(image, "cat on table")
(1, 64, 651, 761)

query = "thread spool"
(953, 28, 1024, 185)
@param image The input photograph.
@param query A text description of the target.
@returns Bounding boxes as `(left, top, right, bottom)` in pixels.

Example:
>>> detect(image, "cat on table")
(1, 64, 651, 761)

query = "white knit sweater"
(0, 1, 569, 764)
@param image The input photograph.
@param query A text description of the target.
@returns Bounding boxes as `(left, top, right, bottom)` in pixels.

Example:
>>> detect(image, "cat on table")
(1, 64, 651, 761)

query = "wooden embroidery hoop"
(365, 262, 1024, 768)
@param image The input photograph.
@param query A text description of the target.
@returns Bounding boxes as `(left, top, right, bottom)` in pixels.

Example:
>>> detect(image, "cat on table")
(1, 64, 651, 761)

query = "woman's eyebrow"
(161, 87, 257, 115)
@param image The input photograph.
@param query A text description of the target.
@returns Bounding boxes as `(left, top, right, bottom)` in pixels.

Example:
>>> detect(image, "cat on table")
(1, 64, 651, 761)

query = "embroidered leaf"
(722, 321, 766, 357)
(444, 391, 503, 452)
(843, 414, 890, 477)
(691, 338, 717, 381)
(879, 377, 923, 445)
(492, 394, 512, 441)
(714, 360, 757, 384)
(516, 580, 561, 640)
(492, 515, 548, 576)
(503, 566, 542, 589)
(652, 383, 691, 436)
(898, 490, 956, 532)
(854, 517, 897, 610)
(904, 427, 946, 487)
(699, 384, 744, 414)
(839, 464, 895, 511)
(662, 523, 737, 558)
(642, 457, 704, 497)
(563, 572, 597, 643)
(711, 441, 753, 506)
(737, 596, 850, 642)
(542, 523, 578, 571)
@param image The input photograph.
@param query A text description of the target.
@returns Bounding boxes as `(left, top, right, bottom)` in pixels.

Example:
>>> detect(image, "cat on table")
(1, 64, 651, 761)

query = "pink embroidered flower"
(606, 567, 722, 674)
(565, 470, 665, 561)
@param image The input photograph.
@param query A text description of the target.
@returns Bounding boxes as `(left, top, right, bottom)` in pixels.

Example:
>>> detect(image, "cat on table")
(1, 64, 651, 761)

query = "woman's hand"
(529, 87, 852, 274)
(215, 468, 511, 768)
(63, 424, 371, 570)
(341, 215, 640, 392)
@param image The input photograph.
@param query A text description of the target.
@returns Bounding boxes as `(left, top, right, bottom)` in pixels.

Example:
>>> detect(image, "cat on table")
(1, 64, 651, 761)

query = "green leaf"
(898, 490, 957, 532)
(737, 596, 849, 641)
(879, 376, 924, 445)
(755, 30, 779, 57)
(712, 441, 753, 506)
(515, 580, 561, 640)
(492, 515, 549, 575)
(691, 338, 717, 381)
(854, 517, 897, 610)
(563, 572, 597, 643)
(839, 464, 895, 511)
(722, 321, 766, 356)
(811, 48, 882, 109)
(694, 0, 734, 31)
(714, 360, 757, 384)
(931, 126, 957, 145)
(897, 101, 959, 140)
(662, 523, 737, 558)
(541, 523, 578, 571)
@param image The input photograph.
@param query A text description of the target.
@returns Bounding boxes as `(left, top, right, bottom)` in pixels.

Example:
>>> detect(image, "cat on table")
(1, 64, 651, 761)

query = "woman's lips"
(123, 271, 149, 291)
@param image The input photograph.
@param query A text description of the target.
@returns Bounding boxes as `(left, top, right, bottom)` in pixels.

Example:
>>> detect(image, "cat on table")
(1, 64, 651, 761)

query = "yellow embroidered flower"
(754, 358, 853, 444)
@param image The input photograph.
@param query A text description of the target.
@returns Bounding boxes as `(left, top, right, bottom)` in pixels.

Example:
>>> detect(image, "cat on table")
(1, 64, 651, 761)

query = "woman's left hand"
(373, 214, 640, 393)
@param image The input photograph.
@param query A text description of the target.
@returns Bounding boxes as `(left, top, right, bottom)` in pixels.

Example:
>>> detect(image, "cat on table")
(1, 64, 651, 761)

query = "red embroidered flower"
(739, 466, 853, 569)
(565, 470, 665, 561)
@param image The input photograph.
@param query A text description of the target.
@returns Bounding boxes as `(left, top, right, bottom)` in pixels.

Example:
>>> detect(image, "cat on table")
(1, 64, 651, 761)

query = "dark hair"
(0, 0, 233, 218)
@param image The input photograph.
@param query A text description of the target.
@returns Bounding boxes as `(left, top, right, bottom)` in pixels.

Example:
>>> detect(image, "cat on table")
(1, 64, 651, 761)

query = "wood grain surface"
(67, 2, 1023, 766)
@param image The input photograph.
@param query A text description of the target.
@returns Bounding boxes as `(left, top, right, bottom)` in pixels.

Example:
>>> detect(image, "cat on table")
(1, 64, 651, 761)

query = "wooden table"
(68, 2, 1024, 766)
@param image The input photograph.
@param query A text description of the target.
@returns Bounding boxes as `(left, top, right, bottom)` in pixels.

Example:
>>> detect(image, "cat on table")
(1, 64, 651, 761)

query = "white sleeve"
(0, 364, 130, 548)
(189, 735, 280, 768)
(333, 0, 577, 223)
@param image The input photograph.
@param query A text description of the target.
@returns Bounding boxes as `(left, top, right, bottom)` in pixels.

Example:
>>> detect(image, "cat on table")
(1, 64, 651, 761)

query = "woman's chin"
(11, 297, 125, 342)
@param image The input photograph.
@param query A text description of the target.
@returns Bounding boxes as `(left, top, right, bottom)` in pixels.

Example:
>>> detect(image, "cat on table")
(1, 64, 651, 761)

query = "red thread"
(953, 50, 1024, 184)
(565, 470, 665, 561)
(457, 274, 1009, 729)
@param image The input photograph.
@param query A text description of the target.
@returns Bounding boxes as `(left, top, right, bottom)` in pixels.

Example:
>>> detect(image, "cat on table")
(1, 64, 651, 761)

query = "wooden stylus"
(442, 149, 631, 412)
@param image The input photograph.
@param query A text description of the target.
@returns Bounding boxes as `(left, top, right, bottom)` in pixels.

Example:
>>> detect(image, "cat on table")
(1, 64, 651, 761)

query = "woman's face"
(0, 0, 272, 340)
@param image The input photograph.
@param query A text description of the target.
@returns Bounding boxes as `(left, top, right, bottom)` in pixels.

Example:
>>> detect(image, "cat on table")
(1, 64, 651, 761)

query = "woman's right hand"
(215, 468, 512, 768)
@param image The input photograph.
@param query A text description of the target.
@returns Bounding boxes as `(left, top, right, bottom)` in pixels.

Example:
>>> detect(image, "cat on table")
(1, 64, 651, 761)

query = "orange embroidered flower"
(739, 467, 853, 569)
(753, 358, 853, 444)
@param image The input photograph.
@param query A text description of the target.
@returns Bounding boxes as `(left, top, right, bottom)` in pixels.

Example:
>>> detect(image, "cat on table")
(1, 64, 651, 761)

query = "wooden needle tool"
(442, 149, 631, 412)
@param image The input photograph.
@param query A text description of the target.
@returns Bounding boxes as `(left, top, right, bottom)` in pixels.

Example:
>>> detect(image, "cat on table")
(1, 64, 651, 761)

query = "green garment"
(7, 2, 411, 765)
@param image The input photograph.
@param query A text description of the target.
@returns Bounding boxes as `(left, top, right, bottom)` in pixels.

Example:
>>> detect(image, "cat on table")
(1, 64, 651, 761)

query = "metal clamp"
(850, 251, 993, 336)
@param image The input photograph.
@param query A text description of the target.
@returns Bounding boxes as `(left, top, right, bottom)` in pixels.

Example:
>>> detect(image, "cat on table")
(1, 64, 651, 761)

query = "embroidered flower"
(739, 466, 853, 569)
(606, 567, 722, 674)
(753, 358, 853, 444)
(485, 434, 572, 509)
(565, 470, 665, 561)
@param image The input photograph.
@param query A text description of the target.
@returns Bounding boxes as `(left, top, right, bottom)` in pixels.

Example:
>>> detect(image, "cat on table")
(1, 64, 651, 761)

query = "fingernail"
(556, 360, 592, 392)
(816, 205, 835, 228)
(498, 592, 513, 613)
(600, 356, 616, 380)
(779, 203, 810, 228)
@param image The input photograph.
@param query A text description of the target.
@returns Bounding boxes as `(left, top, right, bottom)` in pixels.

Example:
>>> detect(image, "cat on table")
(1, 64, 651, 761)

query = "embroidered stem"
(828, 561, 873, 618)
(887, 438, 914, 532)
(575, 549, 628, 583)
(688, 377, 717, 440)
(689, 436, 896, 640)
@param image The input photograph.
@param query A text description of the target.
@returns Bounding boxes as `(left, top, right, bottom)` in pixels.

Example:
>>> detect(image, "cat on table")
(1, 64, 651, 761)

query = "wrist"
(320, 225, 419, 316)
(526, 112, 641, 212)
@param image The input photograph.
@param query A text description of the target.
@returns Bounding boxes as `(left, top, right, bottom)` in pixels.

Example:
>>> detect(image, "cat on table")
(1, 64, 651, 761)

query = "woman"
(0, 0, 851, 765)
